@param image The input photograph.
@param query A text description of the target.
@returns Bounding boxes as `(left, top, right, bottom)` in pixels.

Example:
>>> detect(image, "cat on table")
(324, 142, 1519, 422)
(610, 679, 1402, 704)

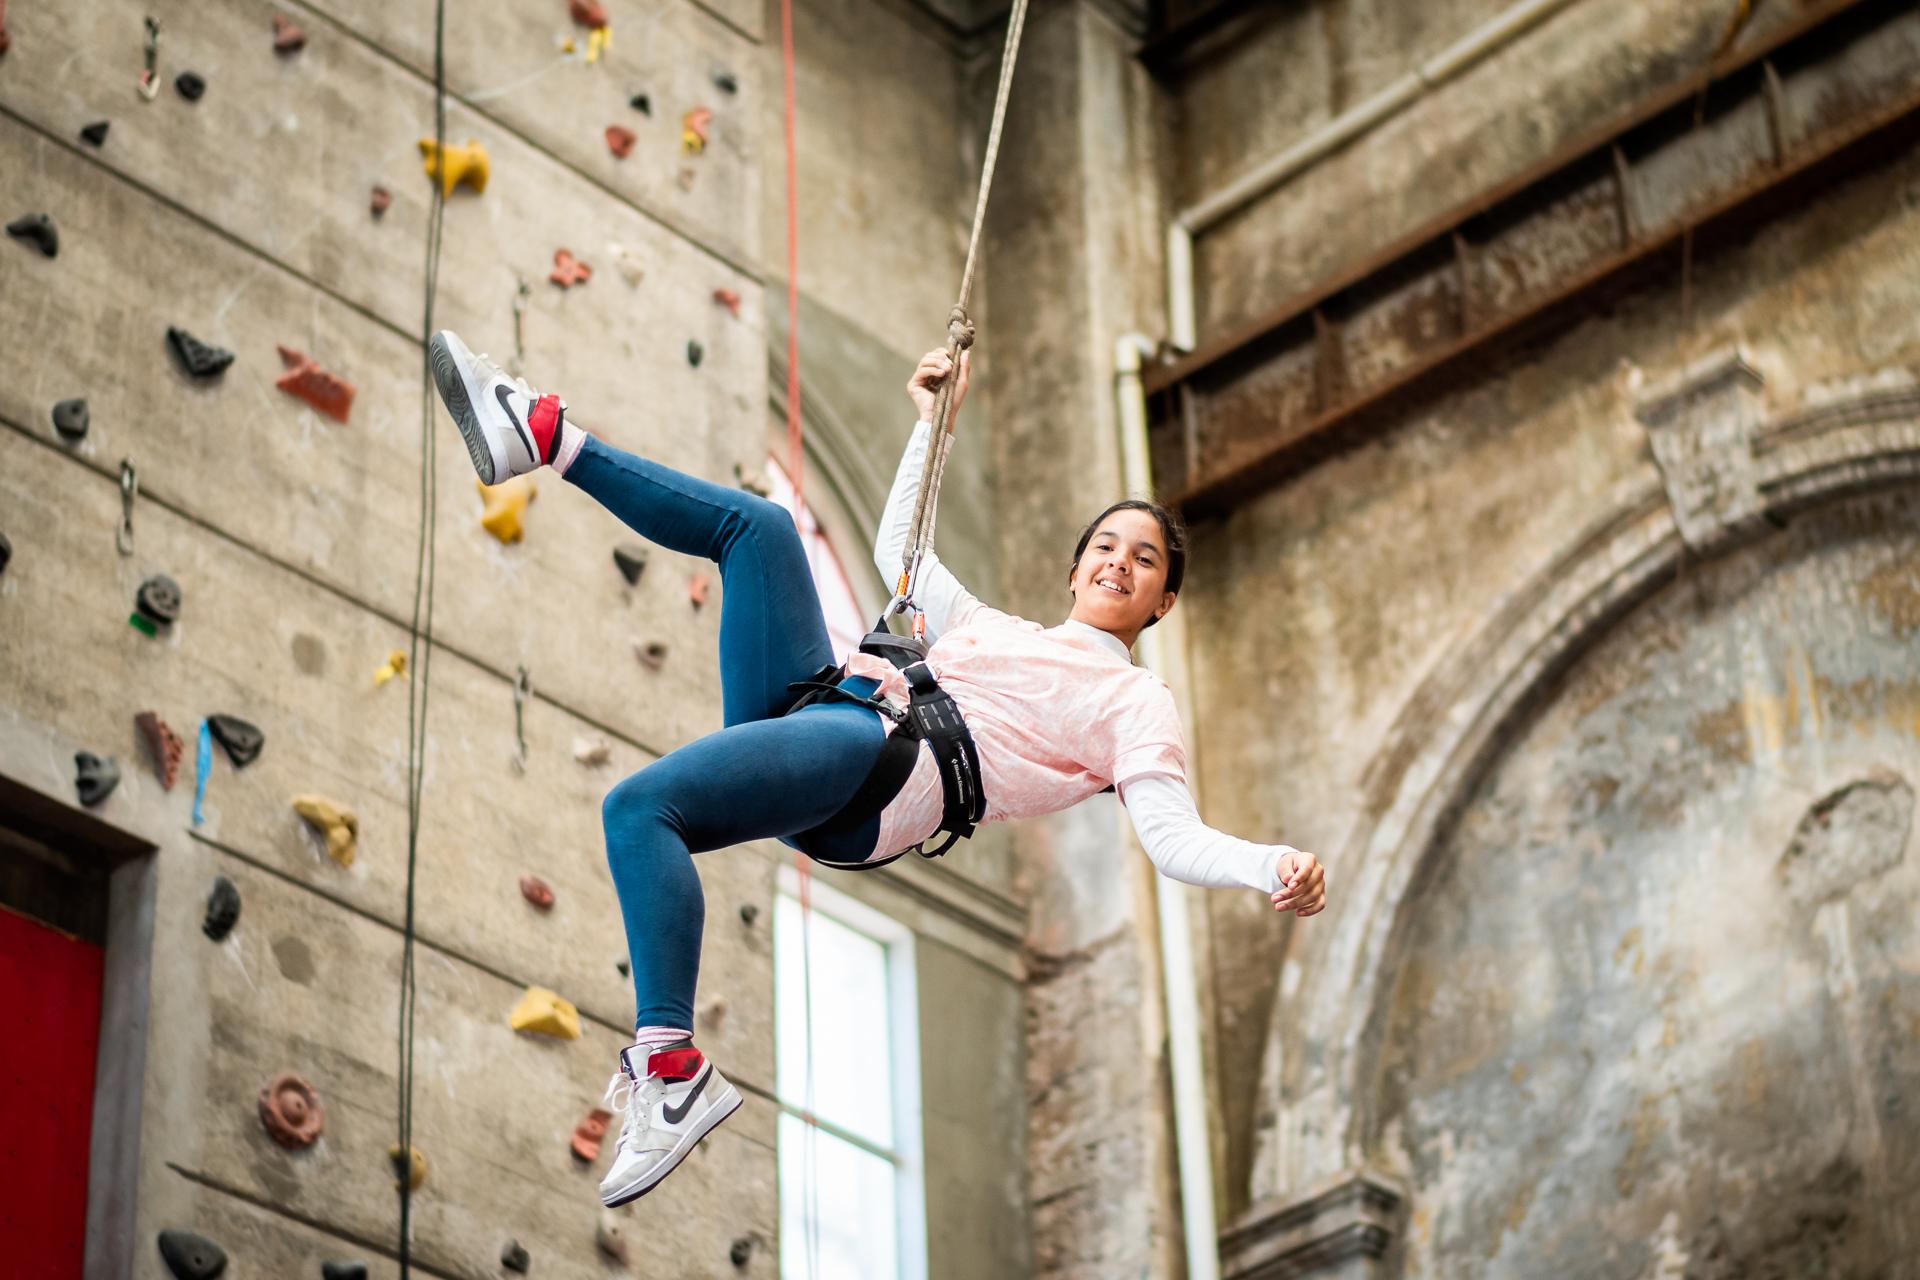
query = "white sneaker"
(598, 1039, 743, 1207)
(427, 329, 566, 485)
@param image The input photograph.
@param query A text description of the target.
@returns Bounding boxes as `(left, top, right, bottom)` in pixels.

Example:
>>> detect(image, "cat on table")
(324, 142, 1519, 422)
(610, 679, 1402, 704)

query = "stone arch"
(1249, 363, 1920, 1206)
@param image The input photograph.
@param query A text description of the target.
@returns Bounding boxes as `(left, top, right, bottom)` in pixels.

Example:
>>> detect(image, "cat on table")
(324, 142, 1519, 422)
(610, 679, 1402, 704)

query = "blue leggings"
(566, 435, 889, 1030)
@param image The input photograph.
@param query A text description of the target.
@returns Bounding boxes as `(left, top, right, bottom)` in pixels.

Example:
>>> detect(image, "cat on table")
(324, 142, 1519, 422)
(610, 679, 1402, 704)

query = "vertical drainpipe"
(1116, 332, 1220, 1280)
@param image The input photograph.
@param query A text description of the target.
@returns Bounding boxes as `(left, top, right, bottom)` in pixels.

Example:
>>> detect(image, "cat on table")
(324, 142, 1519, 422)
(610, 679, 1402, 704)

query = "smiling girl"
(427, 331, 1327, 1210)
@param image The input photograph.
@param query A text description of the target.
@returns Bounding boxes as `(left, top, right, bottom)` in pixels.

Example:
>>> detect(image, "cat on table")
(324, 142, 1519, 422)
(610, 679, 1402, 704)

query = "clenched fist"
(907, 347, 970, 426)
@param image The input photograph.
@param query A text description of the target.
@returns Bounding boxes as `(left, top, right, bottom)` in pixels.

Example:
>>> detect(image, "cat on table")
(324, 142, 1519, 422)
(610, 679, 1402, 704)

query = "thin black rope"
(398, 1, 447, 1272)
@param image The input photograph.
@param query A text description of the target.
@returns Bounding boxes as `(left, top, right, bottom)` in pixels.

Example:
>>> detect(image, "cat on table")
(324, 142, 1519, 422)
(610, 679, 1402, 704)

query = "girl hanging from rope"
(427, 329, 1328, 1207)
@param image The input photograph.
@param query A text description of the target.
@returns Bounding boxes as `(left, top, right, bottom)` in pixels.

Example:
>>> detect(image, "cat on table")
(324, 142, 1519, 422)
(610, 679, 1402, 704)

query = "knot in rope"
(946, 306, 976, 352)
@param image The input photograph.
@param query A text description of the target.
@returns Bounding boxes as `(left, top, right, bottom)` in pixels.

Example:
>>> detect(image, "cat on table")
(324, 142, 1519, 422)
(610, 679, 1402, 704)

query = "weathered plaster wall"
(1161, 0, 1920, 1262)
(0, 0, 1026, 1273)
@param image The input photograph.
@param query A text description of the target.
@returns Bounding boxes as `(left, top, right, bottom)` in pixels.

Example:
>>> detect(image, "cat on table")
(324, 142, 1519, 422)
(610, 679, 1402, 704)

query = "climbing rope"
(894, 0, 1031, 638)
(396, 2, 448, 1273)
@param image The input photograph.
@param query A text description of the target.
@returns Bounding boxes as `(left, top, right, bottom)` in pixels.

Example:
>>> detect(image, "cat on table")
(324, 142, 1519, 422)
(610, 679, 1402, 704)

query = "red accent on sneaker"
(528, 394, 565, 463)
(647, 1047, 705, 1083)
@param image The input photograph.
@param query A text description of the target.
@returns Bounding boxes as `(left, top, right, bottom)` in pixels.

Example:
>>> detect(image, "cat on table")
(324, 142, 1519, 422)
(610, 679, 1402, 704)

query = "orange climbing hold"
(681, 107, 712, 154)
(688, 573, 710, 608)
(519, 874, 555, 910)
(134, 711, 185, 791)
(292, 794, 359, 866)
(275, 346, 356, 422)
(271, 13, 306, 53)
(418, 137, 490, 197)
(477, 474, 537, 543)
(713, 287, 741, 317)
(568, 0, 609, 28)
(258, 1073, 324, 1148)
(549, 249, 592, 288)
(604, 124, 636, 159)
(570, 1107, 613, 1161)
(509, 986, 582, 1040)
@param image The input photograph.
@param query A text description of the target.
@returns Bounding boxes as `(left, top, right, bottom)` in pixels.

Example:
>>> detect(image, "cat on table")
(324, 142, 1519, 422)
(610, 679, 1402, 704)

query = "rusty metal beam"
(1146, 0, 1920, 519)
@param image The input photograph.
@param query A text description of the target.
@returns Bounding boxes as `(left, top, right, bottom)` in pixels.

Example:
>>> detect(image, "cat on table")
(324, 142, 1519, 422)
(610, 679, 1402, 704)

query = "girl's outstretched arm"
(1119, 773, 1327, 915)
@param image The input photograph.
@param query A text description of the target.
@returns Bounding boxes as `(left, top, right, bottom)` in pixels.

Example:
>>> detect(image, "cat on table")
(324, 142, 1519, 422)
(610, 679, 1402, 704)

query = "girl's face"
(1067, 508, 1177, 644)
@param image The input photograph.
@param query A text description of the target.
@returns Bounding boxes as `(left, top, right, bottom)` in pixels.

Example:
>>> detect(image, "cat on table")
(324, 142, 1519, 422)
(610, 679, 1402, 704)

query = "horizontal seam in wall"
(164, 1160, 468, 1278)
(282, 0, 765, 284)
(0, 414, 675, 762)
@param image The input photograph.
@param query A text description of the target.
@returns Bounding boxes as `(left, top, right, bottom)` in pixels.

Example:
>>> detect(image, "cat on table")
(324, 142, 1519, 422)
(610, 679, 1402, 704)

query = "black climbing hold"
(687, 340, 704, 368)
(613, 544, 648, 586)
(137, 574, 183, 624)
(320, 1262, 369, 1280)
(0, 531, 11, 576)
(81, 121, 111, 147)
(739, 903, 759, 926)
(730, 1237, 753, 1267)
(167, 327, 235, 379)
(203, 876, 241, 941)
(713, 71, 738, 94)
(629, 93, 652, 115)
(207, 714, 264, 768)
(52, 398, 89, 441)
(158, 1229, 228, 1280)
(175, 71, 207, 101)
(7, 212, 58, 258)
(75, 753, 121, 807)
(501, 1240, 531, 1273)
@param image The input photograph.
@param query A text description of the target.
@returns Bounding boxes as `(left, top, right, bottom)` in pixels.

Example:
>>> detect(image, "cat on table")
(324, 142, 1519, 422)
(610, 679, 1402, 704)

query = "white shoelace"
(603, 1071, 668, 1151)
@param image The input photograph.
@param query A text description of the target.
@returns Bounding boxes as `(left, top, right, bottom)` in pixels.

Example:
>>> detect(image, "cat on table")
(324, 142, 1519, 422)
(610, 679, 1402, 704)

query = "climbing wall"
(0, 0, 785, 1273)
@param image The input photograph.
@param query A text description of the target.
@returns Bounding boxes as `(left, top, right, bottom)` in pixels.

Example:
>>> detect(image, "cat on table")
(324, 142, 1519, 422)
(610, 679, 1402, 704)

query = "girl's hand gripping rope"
(907, 347, 970, 426)
(1272, 849, 1327, 917)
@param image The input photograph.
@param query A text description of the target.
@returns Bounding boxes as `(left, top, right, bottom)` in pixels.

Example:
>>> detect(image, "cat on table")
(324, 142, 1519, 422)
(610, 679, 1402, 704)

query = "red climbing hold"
(258, 1073, 325, 1148)
(570, 1107, 613, 1161)
(713, 287, 741, 318)
(688, 573, 710, 609)
(549, 249, 592, 288)
(275, 346, 356, 423)
(135, 711, 185, 791)
(0, 0, 12, 57)
(369, 185, 392, 218)
(568, 0, 610, 28)
(519, 875, 555, 910)
(604, 124, 636, 159)
(272, 14, 306, 53)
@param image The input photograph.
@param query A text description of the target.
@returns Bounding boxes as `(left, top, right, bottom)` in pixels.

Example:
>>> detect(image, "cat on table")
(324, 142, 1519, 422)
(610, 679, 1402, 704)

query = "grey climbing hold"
(52, 398, 89, 441)
(0, 531, 11, 576)
(175, 71, 206, 101)
(687, 339, 704, 368)
(137, 574, 182, 624)
(207, 714, 264, 768)
(167, 327, 235, 379)
(157, 1228, 228, 1279)
(712, 70, 738, 94)
(500, 1240, 531, 1273)
(739, 903, 759, 926)
(75, 753, 120, 807)
(320, 1263, 369, 1280)
(81, 121, 111, 147)
(731, 1237, 753, 1267)
(7, 212, 58, 257)
(629, 93, 651, 115)
(613, 544, 648, 586)
(203, 876, 241, 941)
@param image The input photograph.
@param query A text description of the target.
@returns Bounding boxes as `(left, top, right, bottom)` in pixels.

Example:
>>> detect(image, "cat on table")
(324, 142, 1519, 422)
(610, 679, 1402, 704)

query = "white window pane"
(779, 1115, 899, 1280)
(775, 895, 896, 1147)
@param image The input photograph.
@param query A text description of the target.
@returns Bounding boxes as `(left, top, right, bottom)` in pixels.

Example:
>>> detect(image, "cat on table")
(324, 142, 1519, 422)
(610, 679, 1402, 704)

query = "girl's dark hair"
(1069, 499, 1188, 627)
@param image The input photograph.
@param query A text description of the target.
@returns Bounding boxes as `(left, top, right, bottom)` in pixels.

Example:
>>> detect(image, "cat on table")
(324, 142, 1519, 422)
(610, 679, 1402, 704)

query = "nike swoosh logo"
(661, 1066, 710, 1125)
(495, 384, 538, 460)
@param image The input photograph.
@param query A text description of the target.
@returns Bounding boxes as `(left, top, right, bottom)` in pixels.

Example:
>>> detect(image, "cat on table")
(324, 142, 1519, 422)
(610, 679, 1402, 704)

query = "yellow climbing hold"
(387, 1143, 427, 1190)
(510, 986, 582, 1040)
(477, 474, 536, 544)
(292, 794, 359, 867)
(584, 25, 611, 63)
(374, 649, 407, 686)
(418, 137, 491, 196)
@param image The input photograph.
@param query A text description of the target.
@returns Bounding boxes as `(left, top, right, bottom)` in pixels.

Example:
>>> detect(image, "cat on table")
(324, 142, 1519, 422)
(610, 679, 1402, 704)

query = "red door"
(0, 904, 104, 1277)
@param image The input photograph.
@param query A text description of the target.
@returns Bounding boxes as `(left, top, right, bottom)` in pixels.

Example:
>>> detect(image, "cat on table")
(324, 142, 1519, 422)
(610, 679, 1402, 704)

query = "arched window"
(763, 455, 868, 661)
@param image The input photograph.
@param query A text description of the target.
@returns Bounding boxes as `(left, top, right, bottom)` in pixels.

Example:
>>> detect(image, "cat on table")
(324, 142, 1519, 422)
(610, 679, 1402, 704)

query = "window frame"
(774, 862, 928, 1280)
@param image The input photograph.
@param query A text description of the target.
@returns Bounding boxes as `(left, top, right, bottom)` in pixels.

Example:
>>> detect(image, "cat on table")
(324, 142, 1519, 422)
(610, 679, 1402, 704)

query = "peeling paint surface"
(1367, 491, 1920, 1277)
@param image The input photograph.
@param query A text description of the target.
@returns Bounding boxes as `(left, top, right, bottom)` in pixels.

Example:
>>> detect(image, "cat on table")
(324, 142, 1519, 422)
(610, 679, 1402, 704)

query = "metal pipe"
(1117, 332, 1221, 1280)
(1167, 0, 1582, 349)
